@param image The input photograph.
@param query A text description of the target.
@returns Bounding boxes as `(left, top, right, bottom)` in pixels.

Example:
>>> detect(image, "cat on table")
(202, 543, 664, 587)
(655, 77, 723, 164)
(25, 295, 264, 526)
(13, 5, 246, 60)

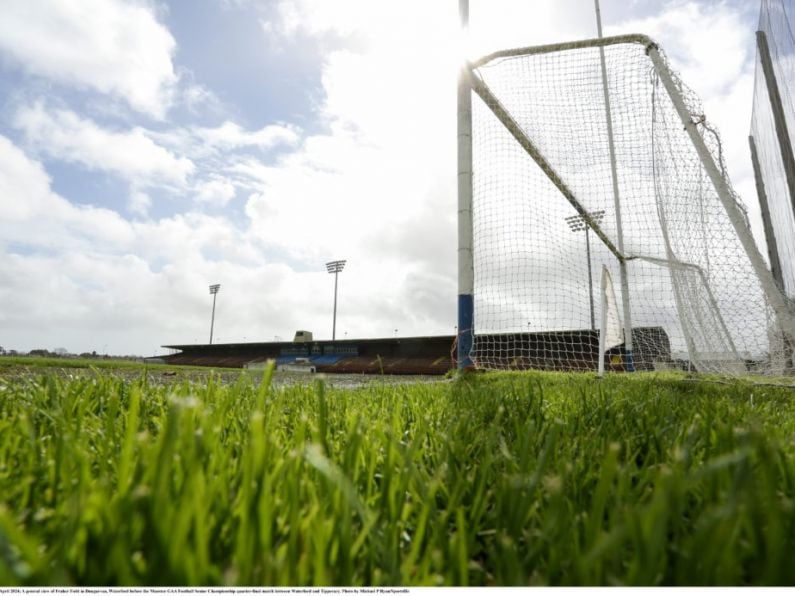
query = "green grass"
(1, 365, 794, 586)
(0, 355, 199, 372)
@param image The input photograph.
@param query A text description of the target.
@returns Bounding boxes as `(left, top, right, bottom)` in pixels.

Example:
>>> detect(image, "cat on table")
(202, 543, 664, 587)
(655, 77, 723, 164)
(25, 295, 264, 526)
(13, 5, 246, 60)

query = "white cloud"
(0, 135, 135, 251)
(129, 190, 153, 217)
(0, 134, 303, 353)
(182, 83, 223, 114)
(0, 0, 178, 118)
(14, 101, 195, 188)
(194, 121, 300, 151)
(195, 178, 237, 206)
(613, 2, 751, 98)
(145, 121, 301, 165)
(242, 1, 459, 264)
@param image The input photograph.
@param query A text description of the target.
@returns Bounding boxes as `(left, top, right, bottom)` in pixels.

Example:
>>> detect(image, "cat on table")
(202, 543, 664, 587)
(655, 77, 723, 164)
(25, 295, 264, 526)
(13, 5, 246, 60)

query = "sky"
(0, 0, 763, 356)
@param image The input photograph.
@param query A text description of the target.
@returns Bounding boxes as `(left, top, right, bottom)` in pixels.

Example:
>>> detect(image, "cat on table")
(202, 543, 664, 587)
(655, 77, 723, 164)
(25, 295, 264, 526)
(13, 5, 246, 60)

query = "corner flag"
(598, 266, 624, 376)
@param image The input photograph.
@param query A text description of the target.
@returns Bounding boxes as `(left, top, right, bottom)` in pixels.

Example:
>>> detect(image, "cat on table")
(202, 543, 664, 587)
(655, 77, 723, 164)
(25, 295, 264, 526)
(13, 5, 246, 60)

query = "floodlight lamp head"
(326, 260, 346, 274)
(565, 209, 606, 232)
(209, 283, 221, 294)
(565, 215, 586, 232)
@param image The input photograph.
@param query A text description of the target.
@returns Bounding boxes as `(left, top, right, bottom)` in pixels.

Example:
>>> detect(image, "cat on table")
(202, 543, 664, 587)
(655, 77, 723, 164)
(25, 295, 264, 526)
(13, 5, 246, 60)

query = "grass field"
(1, 360, 794, 586)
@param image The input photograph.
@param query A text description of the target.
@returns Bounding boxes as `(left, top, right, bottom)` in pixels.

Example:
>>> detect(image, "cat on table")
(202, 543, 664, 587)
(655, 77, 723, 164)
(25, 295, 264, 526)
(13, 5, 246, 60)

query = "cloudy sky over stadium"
(0, 0, 762, 355)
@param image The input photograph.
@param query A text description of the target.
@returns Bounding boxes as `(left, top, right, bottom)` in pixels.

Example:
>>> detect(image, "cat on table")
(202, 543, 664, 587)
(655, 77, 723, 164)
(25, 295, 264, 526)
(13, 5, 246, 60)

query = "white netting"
(750, 0, 795, 298)
(469, 35, 794, 375)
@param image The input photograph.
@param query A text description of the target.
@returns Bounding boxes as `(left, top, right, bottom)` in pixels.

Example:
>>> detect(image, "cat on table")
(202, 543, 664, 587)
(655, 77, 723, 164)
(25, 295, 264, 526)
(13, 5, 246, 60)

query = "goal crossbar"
(471, 33, 656, 69)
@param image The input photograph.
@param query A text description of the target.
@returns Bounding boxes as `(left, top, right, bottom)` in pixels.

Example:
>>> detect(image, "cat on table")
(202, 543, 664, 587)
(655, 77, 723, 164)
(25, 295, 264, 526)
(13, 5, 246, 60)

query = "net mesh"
(469, 36, 792, 375)
(750, 0, 795, 298)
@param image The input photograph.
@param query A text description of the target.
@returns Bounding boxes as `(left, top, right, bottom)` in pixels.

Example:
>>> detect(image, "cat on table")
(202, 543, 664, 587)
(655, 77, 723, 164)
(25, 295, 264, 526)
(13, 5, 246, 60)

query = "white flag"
(599, 266, 623, 375)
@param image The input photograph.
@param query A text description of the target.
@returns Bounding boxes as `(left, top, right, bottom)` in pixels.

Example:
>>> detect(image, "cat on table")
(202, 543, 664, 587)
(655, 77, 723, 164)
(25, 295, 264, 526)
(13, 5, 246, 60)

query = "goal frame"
(456, 33, 795, 371)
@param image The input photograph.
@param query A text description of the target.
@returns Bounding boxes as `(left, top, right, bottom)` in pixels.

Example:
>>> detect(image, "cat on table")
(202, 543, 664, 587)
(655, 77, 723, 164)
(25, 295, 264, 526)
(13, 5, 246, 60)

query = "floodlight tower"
(565, 210, 605, 330)
(326, 260, 346, 341)
(208, 283, 220, 344)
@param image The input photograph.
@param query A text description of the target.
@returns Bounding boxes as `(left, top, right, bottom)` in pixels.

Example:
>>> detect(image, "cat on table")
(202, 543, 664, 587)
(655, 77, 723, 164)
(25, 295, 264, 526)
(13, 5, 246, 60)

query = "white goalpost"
(457, 32, 795, 376)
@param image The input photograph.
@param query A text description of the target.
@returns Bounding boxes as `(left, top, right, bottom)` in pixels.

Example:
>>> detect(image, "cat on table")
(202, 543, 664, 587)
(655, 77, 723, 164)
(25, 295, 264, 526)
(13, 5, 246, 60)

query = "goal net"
(464, 34, 795, 376)
(750, 0, 795, 299)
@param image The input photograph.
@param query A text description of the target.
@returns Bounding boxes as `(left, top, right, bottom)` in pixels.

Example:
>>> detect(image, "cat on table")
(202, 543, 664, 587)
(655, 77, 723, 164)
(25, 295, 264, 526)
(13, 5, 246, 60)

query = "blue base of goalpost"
(624, 349, 636, 372)
(457, 294, 474, 369)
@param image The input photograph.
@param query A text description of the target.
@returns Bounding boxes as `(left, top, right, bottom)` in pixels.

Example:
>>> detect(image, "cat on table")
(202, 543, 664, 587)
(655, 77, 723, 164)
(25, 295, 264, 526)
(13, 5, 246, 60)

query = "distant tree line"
(0, 348, 105, 359)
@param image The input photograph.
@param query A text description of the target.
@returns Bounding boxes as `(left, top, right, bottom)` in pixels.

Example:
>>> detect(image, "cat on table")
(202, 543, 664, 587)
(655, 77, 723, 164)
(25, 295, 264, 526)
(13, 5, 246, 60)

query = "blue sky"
(0, 0, 764, 355)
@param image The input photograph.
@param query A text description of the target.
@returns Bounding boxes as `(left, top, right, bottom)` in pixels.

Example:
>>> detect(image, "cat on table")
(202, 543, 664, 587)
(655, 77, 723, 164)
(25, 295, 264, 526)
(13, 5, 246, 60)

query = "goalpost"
(457, 32, 795, 376)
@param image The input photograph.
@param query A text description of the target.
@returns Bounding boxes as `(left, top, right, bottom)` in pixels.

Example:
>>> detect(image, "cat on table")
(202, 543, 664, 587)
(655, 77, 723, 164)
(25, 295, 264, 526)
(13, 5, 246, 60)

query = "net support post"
(749, 134, 785, 292)
(595, 0, 634, 371)
(649, 46, 795, 343)
(457, 0, 474, 370)
(757, 30, 795, 225)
